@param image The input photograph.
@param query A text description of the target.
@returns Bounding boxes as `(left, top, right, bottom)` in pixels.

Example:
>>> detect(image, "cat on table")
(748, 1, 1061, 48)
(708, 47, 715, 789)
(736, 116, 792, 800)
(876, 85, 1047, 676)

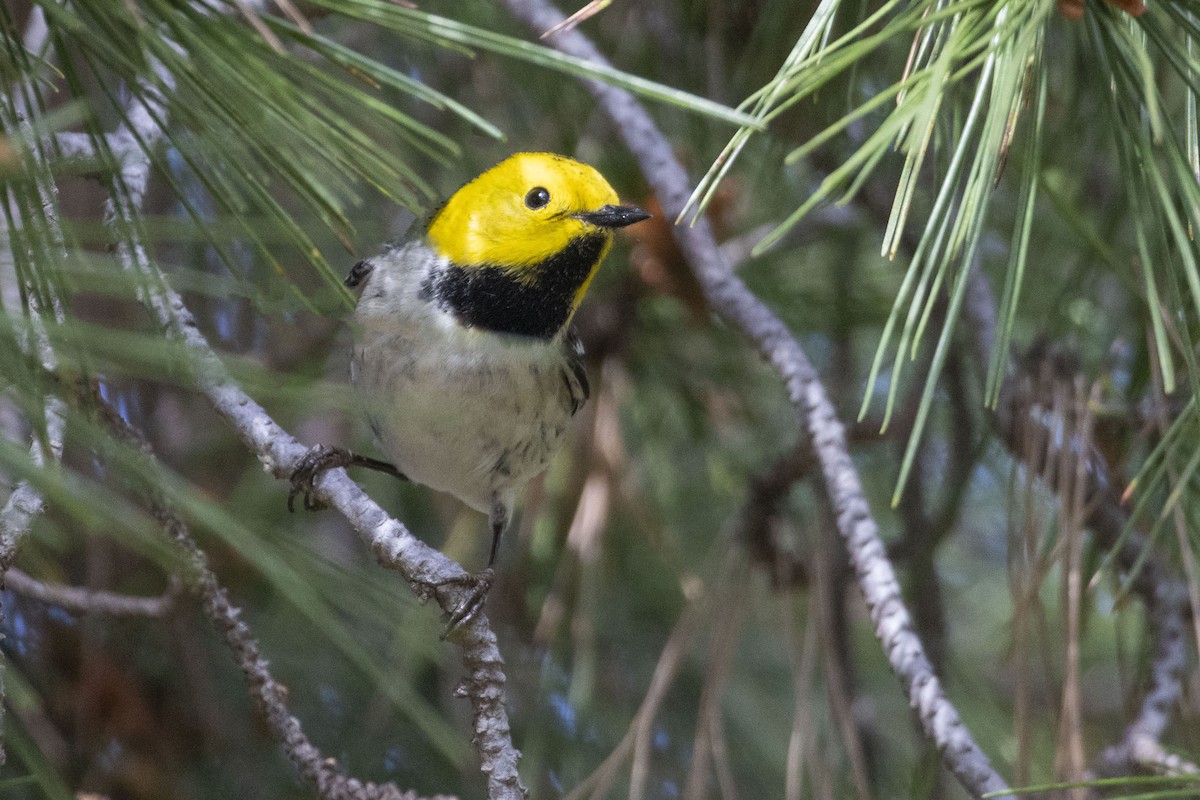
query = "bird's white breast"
(350, 242, 578, 514)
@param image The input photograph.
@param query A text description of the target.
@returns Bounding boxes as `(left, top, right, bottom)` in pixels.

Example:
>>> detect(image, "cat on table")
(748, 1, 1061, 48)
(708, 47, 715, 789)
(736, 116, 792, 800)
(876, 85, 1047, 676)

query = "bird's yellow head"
(428, 152, 646, 269)
(424, 153, 649, 339)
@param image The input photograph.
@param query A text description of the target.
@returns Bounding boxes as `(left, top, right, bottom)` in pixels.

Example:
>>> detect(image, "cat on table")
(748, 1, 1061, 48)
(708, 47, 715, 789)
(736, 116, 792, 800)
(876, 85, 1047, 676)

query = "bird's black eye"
(524, 186, 551, 210)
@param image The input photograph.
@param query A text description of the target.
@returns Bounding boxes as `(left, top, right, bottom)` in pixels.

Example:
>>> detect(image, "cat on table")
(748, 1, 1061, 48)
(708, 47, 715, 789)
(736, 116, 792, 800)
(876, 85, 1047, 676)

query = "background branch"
(4, 569, 180, 618)
(964, 270, 1197, 780)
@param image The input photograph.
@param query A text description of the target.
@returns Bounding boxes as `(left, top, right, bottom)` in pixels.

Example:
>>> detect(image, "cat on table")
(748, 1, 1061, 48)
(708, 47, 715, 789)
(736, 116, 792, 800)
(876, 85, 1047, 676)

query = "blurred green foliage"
(1, 0, 1199, 798)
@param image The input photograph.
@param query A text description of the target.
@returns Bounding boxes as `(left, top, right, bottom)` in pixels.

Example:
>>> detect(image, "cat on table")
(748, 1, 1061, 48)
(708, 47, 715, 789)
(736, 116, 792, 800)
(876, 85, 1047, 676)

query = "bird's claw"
(287, 444, 348, 512)
(424, 568, 495, 640)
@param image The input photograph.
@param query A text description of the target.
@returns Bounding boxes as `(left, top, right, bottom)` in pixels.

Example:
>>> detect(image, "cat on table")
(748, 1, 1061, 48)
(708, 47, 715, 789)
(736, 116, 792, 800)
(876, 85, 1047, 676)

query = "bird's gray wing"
(560, 328, 590, 416)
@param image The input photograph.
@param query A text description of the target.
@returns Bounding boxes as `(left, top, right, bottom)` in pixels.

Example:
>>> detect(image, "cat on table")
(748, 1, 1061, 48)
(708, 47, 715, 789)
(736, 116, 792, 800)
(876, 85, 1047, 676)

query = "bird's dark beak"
(575, 204, 652, 229)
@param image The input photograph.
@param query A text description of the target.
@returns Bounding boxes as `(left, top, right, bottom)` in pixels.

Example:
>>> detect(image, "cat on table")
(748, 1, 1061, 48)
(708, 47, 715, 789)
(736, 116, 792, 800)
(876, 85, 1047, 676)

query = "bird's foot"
(287, 445, 406, 512)
(287, 445, 351, 512)
(418, 568, 495, 640)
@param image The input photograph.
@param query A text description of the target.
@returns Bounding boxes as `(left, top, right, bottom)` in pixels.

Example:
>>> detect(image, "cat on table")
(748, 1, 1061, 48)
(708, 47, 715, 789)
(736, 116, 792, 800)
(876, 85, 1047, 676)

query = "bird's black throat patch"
(428, 233, 608, 340)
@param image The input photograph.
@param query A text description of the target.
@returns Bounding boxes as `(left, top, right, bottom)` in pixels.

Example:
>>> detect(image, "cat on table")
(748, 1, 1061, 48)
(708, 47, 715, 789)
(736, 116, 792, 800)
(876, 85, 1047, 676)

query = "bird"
(289, 152, 650, 623)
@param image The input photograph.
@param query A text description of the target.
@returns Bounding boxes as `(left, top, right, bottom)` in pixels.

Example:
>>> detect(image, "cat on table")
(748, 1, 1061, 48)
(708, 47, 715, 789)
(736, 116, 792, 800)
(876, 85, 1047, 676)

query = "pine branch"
(163, 506, 454, 800)
(85, 380, 455, 800)
(501, 1, 1015, 797)
(2, 8, 526, 796)
(91, 39, 527, 800)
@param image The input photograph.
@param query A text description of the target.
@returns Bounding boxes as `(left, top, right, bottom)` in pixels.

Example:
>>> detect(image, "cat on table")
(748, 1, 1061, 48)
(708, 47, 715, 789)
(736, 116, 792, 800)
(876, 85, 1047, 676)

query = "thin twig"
(562, 555, 726, 800)
(782, 595, 819, 800)
(683, 564, 748, 800)
(4, 569, 181, 618)
(1052, 378, 1093, 798)
(498, 1, 1014, 796)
